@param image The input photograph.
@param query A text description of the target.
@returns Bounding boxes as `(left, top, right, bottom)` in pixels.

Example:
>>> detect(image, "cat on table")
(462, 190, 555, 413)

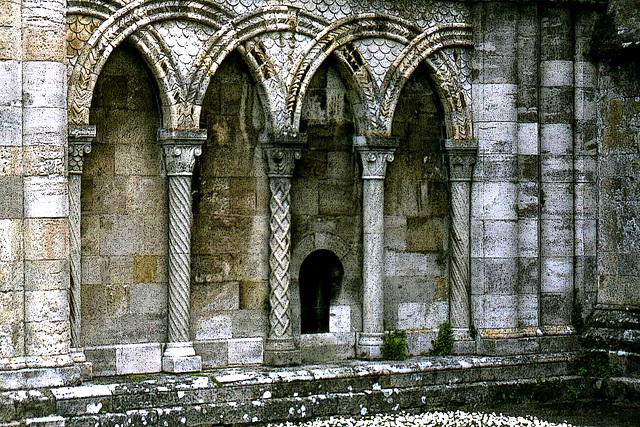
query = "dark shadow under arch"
(299, 250, 344, 334)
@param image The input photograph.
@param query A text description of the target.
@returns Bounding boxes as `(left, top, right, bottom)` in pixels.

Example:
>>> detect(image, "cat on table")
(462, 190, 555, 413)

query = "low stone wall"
(5, 352, 637, 426)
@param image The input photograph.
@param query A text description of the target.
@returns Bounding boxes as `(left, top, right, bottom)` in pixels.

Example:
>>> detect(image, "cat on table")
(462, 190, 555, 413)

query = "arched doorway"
(299, 250, 344, 334)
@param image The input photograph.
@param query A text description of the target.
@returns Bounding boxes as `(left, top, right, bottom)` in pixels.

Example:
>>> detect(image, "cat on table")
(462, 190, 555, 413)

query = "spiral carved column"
(354, 135, 396, 360)
(445, 139, 477, 341)
(159, 129, 206, 373)
(263, 143, 303, 366)
(68, 125, 95, 360)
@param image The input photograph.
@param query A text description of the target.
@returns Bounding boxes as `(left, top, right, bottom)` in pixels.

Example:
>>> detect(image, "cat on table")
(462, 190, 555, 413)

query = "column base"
(263, 338, 300, 366)
(70, 348, 92, 379)
(357, 332, 383, 360)
(162, 342, 202, 373)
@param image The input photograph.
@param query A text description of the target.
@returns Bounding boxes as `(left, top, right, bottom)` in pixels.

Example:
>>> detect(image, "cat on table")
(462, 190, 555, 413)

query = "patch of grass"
(430, 321, 454, 356)
(575, 351, 620, 380)
(381, 330, 408, 361)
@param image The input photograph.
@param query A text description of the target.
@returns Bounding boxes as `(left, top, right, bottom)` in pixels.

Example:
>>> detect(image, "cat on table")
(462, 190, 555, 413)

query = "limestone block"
(24, 260, 68, 291)
(22, 61, 65, 108)
(193, 314, 232, 340)
(384, 216, 406, 251)
(484, 258, 517, 295)
(517, 122, 538, 155)
(541, 219, 573, 257)
(482, 220, 517, 257)
(385, 251, 429, 277)
(231, 309, 267, 338)
(239, 280, 268, 310)
(517, 257, 539, 294)
(541, 257, 573, 293)
(575, 155, 597, 183)
(81, 176, 126, 215)
(22, 26, 66, 62)
(142, 214, 168, 256)
(0, 176, 22, 218)
(0, 106, 22, 145)
(477, 121, 516, 154)
(0, 147, 22, 176)
(574, 61, 597, 88)
(80, 256, 105, 285)
(227, 338, 263, 365)
(327, 151, 353, 180)
(483, 295, 517, 329)
(115, 343, 162, 374)
(24, 176, 68, 218)
(574, 88, 596, 121)
(114, 143, 162, 176)
(25, 320, 69, 356)
(540, 87, 574, 124)
(405, 330, 436, 355)
(98, 215, 143, 256)
(540, 293, 571, 326)
(480, 53, 517, 84)
(22, 107, 66, 140)
(24, 416, 65, 427)
(82, 143, 115, 177)
(25, 289, 68, 322)
(329, 305, 351, 333)
(300, 333, 337, 363)
(81, 284, 129, 319)
(318, 180, 355, 216)
(574, 183, 597, 218)
(104, 256, 133, 285)
(83, 346, 116, 376)
(0, 27, 21, 60)
(470, 258, 485, 295)
(540, 184, 573, 218)
(22, 145, 65, 176)
(517, 181, 538, 219)
(474, 84, 517, 123)
(541, 60, 573, 87)
(0, 60, 20, 106)
(483, 182, 516, 220)
(0, 323, 24, 358)
(470, 220, 483, 257)
(0, 219, 22, 261)
(0, 260, 22, 291)
(482, 155, 517, 182)
(517, 218, 538, 257)
(0, 0, 20, 27)
(518, 294, 539, 327)
(424, 300, 448, 328)
(129, 282, 166, 315)
(125, 177, 166, 214)
(406, 217, 446, 252)
(540, 156, 572, 182)
(397, 302, 427, 330)
(574, 121, 597, 155)
(194, 340, 228, 368)
(0, 290, 24, 324)
(291, 179, 319, 216)
(193, 282, 239, 312)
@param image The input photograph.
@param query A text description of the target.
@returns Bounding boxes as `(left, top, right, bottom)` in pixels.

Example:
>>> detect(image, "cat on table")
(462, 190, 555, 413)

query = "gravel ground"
(262, 402, 639, 427)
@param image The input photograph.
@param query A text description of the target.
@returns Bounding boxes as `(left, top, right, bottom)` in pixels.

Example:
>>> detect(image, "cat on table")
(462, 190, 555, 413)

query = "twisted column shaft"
(167, 175, 193, 343)
(449, 180, 471, 329)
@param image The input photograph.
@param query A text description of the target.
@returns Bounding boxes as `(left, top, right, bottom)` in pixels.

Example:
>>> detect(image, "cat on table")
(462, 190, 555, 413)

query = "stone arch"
(379, 25, 473, 140)
(286, 14, 420, 132)
(68, 0, 234, 128)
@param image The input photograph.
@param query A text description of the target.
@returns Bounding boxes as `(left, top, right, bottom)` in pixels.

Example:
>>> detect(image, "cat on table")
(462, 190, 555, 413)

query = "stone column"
(263, 142, 303, 366)
(445, 140, 477, 338)
(68, 125, 95, 355)
(158, 129, 206, 373)
(354, 135, 396, 360)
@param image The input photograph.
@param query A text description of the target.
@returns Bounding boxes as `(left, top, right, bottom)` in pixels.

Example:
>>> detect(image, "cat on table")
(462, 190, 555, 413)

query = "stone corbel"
(262, 133, 306, 366)
(157, 128, 206, 373)
(68, 125, 96, 174)
(443, 138, 477, 344)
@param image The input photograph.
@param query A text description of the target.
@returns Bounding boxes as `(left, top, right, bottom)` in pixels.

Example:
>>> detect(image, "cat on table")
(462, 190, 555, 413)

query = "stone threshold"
(1, 352, 635, 426)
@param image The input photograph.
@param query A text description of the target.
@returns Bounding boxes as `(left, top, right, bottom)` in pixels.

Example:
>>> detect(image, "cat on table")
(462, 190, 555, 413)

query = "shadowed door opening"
(299, 250, 344, 334)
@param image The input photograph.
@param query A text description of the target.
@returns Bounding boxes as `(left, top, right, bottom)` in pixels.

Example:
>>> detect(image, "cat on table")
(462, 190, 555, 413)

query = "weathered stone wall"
(191, 51, 268, 367)
(81, 43, 166, 349)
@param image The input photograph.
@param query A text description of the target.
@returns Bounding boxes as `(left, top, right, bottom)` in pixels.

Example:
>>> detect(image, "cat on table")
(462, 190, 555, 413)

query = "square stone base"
(356, 332, 383, 360)
(263, 348, 301, 366)
(162, 355, 202, 373)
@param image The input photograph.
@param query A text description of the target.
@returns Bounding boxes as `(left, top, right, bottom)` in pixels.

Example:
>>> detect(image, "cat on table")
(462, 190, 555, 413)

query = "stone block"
(0, 290, 24, 325)
(329, 305, 351, 333)
(318, 180, 355, 216)
(232, 310, 267, 338)
(482, 220, 517, 257)
(83, 345, 117, 376)
(291, 179, 319, 216)
(0, 219, 22, 262)
(327, 151, 353, 180)
(406, 217, 446, 252)
(574, 87, 596, 121)
(22, 61, 66, 108)
(193, 314, 232, 340)
(470, 220, 483, 257)
(517, 122, 538, 155)
(114, 143, 162, 176)
(574, 183, 597, 218)
(24, 416, 65, 427)
(24, 320, 69, 356)
(0, 1, 20, 27)
(228, 338, 263, 365)
(24, 175, 68, 218)
(125, 177, 166, 215)
(142, 214, 168, 256)
(480, 53, 517, 84)
(385, 251, 430, 277)
(22, 26, 65, 61)
(80, 256, 105, 285)
(0, 106, 22, 145)
(129, 282, 166, 315)
(541, 184, 573, 218)
(0, 175, 22, 218)
(162, 355, 201, 373)
(541, 257, 572, 294)
(483, 182, 516, 220)
(541, 124, 572, 155)
(517, 257, 539, 294)
(0, 147, 22, 176)
(477, 121, 517, 154)
(194, 340, 228, 368)
(574, 61, 596, 88)
(22, 107, 66, 141)
(300, 333, 337, 364)
(81, 284, 129, 319)
(574, 219, 596, 257)
(575, 155, 597, 183)
(25, 289, 68, 322)
(0, 27, 21, 60)
(470, 258, 484, 295)
(518, 294, 539, 327)
(482, 155, 517, 181)
(540, 87, 574, 123)
(484, 258, 517, 295)
(540, 293, 571, 326)
(104, 256, 133, 285)
(24, 218, 68, 261)
(483, 295, 517, 329)
(540, 155, 572, 182)
(22, 145, 65, 176)
(192, 281, 239, 313)
(0, 260, 22, 291)
(540, 60, 573, 87)
(0, 60, 20, 107)
(397, 302, 427, 330)
(98, 215, 143, 256)
(82, 143, 115, 177)
(516, 182, 538, 219)
(384, 216, 406, 251)
(541, 218, 573, 256)
(116, 343, 162, 375)
(475, 84, 517, 122)
(81, 176, 127, 215)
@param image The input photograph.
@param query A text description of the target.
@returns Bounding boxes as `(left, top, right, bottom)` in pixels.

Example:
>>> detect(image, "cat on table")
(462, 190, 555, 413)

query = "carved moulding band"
(443, 138, 477, 182)
(354, 134, 398, 179)
(68, 125, 96, 174)
(158, 128, 207, 176)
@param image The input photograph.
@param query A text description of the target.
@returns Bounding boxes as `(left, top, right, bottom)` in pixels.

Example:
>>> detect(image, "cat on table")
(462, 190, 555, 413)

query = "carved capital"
(354, 134, 398, 179)
(158, 128, 207, 176)
(264, 146, 302, 178)
(68, 125, 96, 174)
(444, 139, 477, 182)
